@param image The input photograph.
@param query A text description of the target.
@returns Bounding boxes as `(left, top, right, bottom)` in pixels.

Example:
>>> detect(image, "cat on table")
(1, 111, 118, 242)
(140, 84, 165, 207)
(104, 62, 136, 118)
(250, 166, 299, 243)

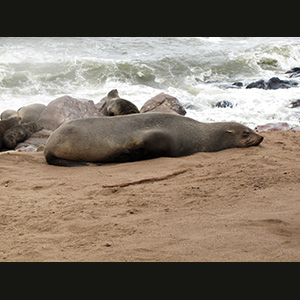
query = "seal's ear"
(226, 130, 235, 134)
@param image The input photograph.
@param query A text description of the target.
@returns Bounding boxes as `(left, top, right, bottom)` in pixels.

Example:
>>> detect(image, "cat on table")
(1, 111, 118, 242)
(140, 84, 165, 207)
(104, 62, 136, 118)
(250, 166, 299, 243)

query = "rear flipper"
(45, 152, 88, 167)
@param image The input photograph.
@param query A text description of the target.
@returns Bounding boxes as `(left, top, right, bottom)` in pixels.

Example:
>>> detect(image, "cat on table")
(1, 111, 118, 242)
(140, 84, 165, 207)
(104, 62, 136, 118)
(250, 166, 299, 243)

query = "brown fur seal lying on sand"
(106, 89, 139, 116)
(0, 117, 21, 151)
(44, 113, 264, 167)
(3, 122, 44, 150)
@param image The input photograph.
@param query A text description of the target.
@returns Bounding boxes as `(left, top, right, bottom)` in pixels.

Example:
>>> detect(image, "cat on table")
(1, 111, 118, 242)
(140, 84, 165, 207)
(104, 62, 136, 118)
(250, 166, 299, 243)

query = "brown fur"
(3, 122, 44, 150)
(44, 113, 264, 167)
(18, 103, 46, 124)
(1, 110, 19, 120)
(106, 89, 139, 116)
(0, 117, 21, 151)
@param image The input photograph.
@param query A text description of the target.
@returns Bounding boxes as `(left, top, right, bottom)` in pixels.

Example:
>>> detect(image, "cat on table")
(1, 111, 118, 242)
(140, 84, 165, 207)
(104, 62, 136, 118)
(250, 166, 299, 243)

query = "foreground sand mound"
(0, 131, 299, 261)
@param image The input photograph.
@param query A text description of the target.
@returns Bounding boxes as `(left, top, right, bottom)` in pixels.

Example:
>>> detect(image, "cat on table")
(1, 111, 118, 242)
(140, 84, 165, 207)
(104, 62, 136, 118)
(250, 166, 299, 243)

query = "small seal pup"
(0, 117, 21, 151)
(18, 103, 46, 124)
(44, 113, 264, 167)
(106, 89, 139, 116)
(3, 122, 44, 150)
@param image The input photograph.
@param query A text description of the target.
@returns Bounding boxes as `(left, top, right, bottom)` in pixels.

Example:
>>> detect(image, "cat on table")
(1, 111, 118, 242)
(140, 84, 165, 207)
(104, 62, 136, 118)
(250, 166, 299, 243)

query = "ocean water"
(0, 37, 300, 128)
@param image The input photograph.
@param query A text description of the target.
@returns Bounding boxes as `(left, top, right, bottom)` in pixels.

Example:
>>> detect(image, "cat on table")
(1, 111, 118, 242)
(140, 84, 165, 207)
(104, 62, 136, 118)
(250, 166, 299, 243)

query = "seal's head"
(225, 123, 264, 148)
(107, 89, 120, 101)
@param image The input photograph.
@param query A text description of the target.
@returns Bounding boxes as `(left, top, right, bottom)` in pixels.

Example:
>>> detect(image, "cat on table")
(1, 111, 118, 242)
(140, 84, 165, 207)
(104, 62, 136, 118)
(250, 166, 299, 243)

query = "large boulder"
(38, 96, 101, 130)
(140, 93, 186, 115)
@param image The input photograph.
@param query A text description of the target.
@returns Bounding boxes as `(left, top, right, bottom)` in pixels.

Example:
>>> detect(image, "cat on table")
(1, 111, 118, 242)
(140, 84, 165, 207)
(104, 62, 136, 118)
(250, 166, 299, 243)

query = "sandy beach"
(0, 130, 299, 262)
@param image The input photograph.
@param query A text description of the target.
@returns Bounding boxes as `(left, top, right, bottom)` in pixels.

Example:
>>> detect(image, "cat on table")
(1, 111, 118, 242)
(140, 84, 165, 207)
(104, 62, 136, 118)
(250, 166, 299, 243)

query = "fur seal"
(1, 110, 19, 120)
(44, 113, 264, 167)
(106, 89, 139, 116)
(3, 122, 44, 150)
(0, 117, 21, 151)
(18, 103, 46, 124)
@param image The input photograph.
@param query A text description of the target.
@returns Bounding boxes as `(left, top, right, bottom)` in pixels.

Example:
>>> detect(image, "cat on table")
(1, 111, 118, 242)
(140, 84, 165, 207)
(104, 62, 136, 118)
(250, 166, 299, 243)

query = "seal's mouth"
(245, 135, 264, 147)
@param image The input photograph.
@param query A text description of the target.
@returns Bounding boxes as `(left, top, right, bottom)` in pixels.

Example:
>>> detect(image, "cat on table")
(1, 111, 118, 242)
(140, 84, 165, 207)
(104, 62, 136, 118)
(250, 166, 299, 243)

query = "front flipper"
(102, 129, 172, 163)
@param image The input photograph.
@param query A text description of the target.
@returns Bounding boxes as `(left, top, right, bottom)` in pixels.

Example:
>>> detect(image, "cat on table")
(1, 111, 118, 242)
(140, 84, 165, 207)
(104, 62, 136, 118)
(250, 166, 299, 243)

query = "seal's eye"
(242, 131, 250, 138)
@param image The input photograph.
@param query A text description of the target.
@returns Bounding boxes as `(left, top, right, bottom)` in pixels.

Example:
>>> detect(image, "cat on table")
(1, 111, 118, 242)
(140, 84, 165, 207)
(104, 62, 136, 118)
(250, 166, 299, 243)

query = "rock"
(140, 93, 186, 115)
(255, 122, 292, 132)
(38, 95, 101, 130)
(232, 81, 244, 88)
(220, 81, 244, 89)
(285, 67, 300, 78)
(246, 79, 267, 89)
(267, 77, 298, 89)
(289, 100, 300, 108)
(213, 100, 234, 108)
(95, 96, 109, 116)
(246, 77, 298, 90)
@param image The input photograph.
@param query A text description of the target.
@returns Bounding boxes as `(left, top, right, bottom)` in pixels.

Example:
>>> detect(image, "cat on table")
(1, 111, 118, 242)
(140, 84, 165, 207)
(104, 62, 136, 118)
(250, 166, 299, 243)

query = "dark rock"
(140, 93, 186, 115)
(267, 77, 298, 89)
(214, 100, 234, 108)
(232, 81, 244, 87)
(285, 67, 300, 78)
(38, 95, 101, 130)
(246, 77, 298, 90)
(289, 99, 300, 108)
(219, 81, 243, 89)
(246, 79, 267, 89)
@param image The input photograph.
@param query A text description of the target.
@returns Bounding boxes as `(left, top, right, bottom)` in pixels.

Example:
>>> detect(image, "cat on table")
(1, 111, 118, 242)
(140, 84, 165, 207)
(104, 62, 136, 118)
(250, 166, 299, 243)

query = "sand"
(0, 130, 299, 262)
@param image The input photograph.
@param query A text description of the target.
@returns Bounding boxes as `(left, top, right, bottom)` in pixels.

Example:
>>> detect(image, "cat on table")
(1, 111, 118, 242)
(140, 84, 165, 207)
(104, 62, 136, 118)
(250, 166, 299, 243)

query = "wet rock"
(285, 67, 300, 78)
(246, 77, 298, 90)
(289, 100, 300, 108)
(140, 93, 186, 115)
(267, 77, 298, 89)
(220, 81, 244, 89)
(246, 79, 267, 89)
(213, 100, 234, 108)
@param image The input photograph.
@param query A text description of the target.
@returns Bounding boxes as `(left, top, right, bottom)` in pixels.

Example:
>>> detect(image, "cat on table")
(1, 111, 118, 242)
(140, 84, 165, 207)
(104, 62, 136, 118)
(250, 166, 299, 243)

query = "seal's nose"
(256, 135, 264, 145)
